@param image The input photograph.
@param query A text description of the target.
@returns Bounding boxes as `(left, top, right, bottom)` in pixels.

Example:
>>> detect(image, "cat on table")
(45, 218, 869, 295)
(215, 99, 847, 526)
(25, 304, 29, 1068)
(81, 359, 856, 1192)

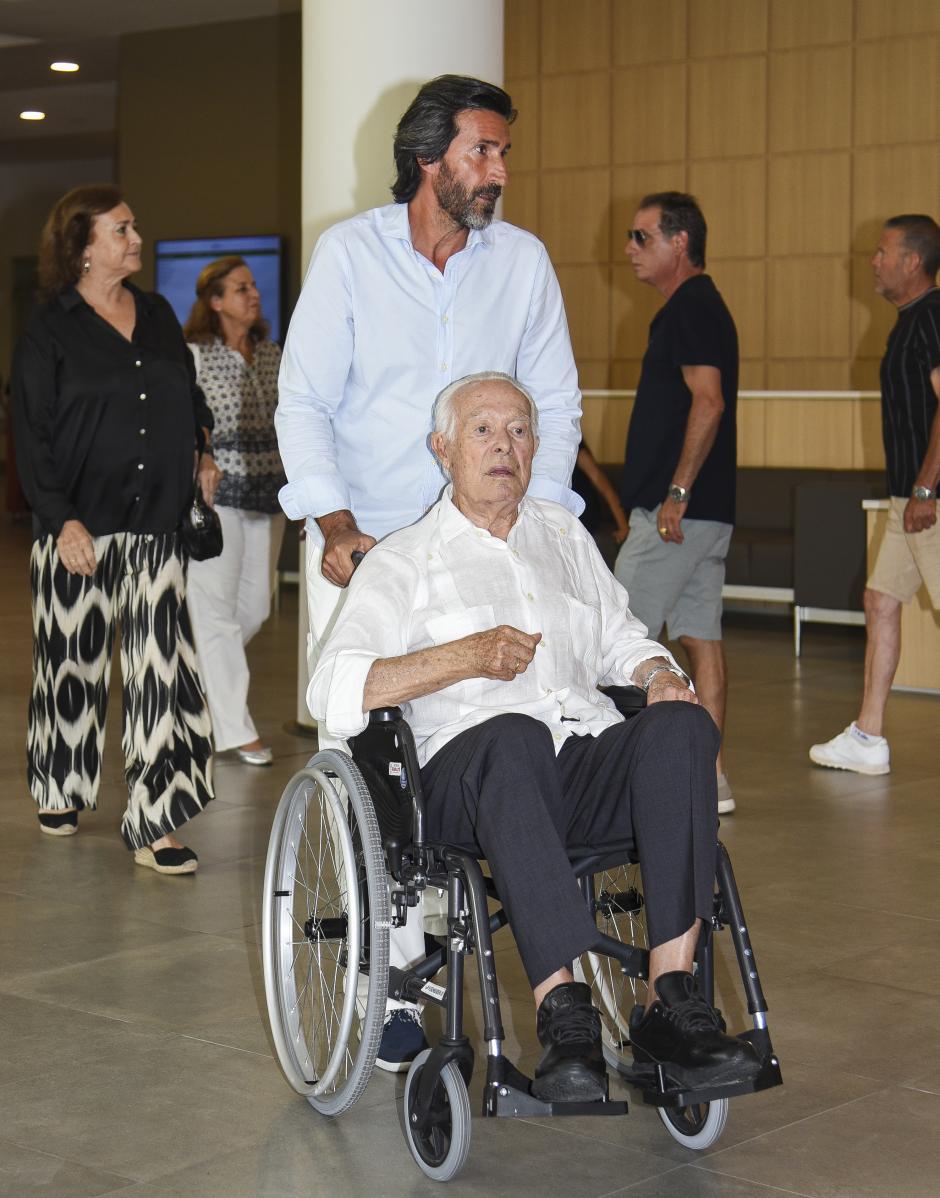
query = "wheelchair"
(262, 688, 782, 1182)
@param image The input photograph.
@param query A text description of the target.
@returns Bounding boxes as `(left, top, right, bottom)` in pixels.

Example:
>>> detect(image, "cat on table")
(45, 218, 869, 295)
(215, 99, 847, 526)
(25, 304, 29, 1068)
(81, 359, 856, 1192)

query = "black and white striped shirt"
(880, 287, 940, 496)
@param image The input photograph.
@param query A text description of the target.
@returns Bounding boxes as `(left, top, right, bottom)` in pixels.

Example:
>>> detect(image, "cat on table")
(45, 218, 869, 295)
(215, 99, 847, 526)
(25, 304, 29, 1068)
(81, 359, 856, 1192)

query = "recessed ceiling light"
(50, 61, 79, 73)
(19, 110, 46, 121)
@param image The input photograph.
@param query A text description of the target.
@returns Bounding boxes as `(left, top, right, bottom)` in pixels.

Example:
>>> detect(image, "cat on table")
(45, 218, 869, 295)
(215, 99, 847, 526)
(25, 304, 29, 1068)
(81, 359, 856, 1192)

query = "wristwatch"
(641, 663, 691, 693)
(912, 484, 936, 501)
(667, 483, 691, 503)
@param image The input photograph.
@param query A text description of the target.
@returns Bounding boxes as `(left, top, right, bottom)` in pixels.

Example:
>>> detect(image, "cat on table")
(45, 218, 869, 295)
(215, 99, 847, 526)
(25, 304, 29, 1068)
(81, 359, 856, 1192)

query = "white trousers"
(188, 507, 286, 752)
(305, 541, 427, 1006)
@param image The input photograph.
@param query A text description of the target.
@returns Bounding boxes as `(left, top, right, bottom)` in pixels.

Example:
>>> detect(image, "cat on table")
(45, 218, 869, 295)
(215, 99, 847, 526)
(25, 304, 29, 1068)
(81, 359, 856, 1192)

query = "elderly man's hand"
(464, 625, 542, 681)
(646, 672, 699, 706)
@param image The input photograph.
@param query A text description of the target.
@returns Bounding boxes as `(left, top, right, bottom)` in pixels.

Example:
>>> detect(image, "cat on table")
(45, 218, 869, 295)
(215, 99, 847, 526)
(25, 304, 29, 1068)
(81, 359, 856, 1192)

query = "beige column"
(294, 0, 504, 726)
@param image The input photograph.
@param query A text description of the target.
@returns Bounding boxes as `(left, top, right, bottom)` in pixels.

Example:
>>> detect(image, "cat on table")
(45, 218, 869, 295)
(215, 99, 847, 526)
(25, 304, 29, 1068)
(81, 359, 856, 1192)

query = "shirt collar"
(57, 280, 153, 314)
(379, 201, 495, 250)
(437, 485, 530, 543)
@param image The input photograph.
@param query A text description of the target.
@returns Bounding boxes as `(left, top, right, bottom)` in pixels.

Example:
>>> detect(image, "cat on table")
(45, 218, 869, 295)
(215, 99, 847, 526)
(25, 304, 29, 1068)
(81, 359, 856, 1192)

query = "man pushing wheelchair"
(308, 371, 761, 1103)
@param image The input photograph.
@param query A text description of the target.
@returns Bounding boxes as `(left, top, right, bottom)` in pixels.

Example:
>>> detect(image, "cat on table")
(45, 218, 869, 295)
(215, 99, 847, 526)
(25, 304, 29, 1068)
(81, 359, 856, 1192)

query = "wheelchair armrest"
(368, 706, 404, 723)
(599, 684, 647, 718)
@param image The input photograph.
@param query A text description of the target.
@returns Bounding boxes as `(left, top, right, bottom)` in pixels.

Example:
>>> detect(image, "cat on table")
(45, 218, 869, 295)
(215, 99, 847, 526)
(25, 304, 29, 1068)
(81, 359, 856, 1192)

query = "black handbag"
(180, 489, 223, 561)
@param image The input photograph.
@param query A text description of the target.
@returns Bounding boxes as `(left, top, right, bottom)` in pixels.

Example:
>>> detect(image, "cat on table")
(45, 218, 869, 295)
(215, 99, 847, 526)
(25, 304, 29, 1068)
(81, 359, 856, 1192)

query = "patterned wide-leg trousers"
(28, 531, 215, 849)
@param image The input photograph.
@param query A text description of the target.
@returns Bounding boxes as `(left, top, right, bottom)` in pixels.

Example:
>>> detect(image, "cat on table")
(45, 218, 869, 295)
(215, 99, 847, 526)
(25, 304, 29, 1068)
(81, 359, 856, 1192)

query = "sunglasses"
(626, 228, 656, 247)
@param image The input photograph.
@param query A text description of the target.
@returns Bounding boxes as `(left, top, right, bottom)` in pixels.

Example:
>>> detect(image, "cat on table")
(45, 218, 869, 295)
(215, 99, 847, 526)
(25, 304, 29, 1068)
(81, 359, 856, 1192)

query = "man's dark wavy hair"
(885, 214, 940, 279)
(392, 75, 516, 204)
(640, 190, 707, 269)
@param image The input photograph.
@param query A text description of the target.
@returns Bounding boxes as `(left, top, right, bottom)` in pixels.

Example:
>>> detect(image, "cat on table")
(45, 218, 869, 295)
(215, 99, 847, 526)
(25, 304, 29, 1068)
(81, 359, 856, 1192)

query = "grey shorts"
(613, 508, 733, 641)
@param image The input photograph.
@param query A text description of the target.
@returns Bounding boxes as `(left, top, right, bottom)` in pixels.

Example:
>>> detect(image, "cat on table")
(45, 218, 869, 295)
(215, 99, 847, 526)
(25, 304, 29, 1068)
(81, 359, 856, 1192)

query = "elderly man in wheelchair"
(263, 371, 780, 1180)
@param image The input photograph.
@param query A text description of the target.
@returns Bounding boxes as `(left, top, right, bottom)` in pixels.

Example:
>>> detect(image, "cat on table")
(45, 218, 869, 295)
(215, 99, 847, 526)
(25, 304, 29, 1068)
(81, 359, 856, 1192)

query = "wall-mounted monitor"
(154, 234, 285, 342)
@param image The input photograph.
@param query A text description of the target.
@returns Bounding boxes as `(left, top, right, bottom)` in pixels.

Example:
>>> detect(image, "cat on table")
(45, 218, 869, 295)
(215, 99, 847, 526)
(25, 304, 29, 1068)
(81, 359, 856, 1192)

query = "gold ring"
(659, 527, 668, 534)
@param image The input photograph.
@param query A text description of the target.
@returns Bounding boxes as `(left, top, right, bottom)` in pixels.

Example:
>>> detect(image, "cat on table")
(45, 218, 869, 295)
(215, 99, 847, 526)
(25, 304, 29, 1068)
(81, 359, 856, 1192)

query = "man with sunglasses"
(614, 192, 738, 814)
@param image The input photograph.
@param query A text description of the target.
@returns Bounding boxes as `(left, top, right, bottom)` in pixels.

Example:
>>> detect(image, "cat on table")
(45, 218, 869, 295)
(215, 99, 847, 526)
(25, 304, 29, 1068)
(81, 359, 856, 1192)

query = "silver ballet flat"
(235, 746, 273, 766)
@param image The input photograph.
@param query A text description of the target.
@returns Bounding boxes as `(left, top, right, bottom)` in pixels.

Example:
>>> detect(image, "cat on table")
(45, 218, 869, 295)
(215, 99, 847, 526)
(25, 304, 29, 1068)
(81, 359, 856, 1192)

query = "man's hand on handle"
(317, 509, 377, 587)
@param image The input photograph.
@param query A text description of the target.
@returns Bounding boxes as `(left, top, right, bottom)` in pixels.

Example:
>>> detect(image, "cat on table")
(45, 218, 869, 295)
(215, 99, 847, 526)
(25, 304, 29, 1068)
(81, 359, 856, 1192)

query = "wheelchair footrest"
(624, 1034, 783, 1108)
(488, 1082, 628, 1119)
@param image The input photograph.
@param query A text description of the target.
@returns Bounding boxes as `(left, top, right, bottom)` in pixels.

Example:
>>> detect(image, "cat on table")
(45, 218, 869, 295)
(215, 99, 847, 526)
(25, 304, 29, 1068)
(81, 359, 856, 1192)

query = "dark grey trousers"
(420, 704, 720, 989)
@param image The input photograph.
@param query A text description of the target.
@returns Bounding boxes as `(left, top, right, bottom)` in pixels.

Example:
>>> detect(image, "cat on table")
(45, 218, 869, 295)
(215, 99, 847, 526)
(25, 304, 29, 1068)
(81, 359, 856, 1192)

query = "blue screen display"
(154, 234, 284, 342)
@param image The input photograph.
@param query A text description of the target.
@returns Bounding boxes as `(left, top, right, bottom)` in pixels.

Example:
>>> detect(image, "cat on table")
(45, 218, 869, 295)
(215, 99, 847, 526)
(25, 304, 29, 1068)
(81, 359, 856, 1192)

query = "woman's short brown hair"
(182, 255, 270, 345)
(38, 183, 123, 296)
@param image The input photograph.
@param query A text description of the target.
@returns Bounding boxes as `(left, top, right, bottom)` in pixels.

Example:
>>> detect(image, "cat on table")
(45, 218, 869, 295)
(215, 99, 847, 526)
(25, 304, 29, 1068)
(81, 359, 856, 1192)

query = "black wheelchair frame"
(263, 691, 782, 1181)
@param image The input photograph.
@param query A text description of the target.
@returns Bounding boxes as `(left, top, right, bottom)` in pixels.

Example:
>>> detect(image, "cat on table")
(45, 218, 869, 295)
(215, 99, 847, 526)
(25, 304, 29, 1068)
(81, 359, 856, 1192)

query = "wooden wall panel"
(612, 0, 687, 65)
(610, 163, 687, 261)
(556, 263, 611, 359)
(709, 260, 766, 360)
(688, 158, 766, 258)
(689, 56, 767, 158)
(609, 264, 665, 359)
(505, 0, 940, 447)
(765, 398, 855, 467)
(689, 0, 768, 57)
(853, 398, 885, 471)
(575, 360, 611, 390)
(854, 36, 940, 147)
(506, 77, 539, 172)
(581, 394, 633, 462)
(737, 398, 766, 466)
(541, 0, 611, 74)
(505, 0, 541, 78)
(769, 0, 852, 48)
(855, 0, 940, 40)
(849, 252, 894, 361)
(852, 146, 940, 251)
(611, 64, 687, 165)
(501, 171, 539, 238)
(540, 168, 610, 263)
(540, 73, 610, 169)
(768, 45, 851, 152)
(768, 256, 850, 359)
(768, 152, 850, 255)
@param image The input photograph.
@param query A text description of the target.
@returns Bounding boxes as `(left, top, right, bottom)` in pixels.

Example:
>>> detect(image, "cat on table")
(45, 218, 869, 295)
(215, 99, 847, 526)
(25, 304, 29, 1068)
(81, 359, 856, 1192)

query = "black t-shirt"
(11, 283, 214, 539)
(880, 287, 940, 497)
(620, 274, 738, 524)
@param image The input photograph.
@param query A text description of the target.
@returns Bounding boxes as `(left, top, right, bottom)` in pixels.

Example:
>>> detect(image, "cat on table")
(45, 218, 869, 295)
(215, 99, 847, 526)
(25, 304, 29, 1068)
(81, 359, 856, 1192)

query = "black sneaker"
(630, 970, 760, 1088)
(531, 981, 607, 1102)
(375, 1007, 428, 1074)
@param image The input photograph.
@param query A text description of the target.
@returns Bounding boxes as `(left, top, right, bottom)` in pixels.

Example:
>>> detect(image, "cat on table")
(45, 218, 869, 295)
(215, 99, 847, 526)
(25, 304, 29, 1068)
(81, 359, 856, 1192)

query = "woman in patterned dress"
(11, 184, 220, 873)
(183, 257, 286, 765)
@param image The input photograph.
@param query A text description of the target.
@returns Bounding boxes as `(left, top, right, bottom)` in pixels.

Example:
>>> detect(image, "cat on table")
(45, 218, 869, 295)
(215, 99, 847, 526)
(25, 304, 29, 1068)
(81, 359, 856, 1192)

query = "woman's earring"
(82, 259, 91, 274)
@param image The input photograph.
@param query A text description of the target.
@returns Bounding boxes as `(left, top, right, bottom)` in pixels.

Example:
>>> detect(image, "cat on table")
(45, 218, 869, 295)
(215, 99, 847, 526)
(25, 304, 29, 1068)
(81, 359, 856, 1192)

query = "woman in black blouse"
(11, 184, 222, 874)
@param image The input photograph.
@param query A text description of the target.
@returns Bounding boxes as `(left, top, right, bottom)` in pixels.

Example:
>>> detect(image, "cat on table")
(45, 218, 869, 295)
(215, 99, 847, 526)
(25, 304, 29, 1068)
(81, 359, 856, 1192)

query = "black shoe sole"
(531, 1066, 607, 1103)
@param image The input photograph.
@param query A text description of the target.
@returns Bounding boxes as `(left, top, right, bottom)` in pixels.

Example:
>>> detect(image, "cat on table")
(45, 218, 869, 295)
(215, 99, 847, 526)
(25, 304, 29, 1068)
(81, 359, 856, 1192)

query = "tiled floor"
(1, 514, 939, 1197)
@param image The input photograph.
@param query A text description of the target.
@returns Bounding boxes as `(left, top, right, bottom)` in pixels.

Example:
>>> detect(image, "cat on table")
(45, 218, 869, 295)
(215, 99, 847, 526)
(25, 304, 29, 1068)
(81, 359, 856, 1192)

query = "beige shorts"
(867, 496, 940, 607)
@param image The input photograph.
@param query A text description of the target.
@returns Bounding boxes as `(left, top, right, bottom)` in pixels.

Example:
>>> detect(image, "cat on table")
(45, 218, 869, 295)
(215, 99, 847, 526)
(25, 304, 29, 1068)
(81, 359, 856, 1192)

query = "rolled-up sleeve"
(518, 247, 583, 516)
(307, 547, 421, 739)
(276, 234, 355, 521)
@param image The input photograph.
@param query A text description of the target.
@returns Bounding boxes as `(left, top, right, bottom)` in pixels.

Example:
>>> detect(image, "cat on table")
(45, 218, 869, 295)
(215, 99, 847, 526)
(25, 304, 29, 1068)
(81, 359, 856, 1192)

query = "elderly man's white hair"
(432, 371, 539, 444)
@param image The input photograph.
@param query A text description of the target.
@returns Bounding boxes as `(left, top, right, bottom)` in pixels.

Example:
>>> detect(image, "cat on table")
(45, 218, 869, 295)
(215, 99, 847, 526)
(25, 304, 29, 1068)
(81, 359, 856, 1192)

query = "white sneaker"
(717, 774, 735, 815)
(809, 724, 890, 775)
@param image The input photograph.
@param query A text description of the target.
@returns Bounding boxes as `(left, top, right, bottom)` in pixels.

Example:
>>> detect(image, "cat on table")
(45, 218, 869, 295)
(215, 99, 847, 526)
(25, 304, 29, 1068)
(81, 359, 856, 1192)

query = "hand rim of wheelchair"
(574, 860, 730, 1150)
(262, 750, 390, 1114)
(403, 1048, 472, 1182)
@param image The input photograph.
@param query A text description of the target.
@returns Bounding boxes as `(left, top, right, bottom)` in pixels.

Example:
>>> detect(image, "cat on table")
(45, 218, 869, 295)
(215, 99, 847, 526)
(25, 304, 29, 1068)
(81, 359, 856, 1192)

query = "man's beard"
(433, 160, 501, 231)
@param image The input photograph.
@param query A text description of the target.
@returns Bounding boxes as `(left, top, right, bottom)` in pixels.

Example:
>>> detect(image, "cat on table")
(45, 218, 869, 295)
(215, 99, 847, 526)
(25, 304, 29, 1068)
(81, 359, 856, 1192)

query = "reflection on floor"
(1, 515, 939, 1197)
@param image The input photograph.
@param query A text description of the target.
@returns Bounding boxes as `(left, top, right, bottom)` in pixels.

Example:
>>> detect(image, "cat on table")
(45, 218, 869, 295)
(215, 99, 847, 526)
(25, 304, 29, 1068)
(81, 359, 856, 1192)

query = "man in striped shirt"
(810, 214, 940, 775)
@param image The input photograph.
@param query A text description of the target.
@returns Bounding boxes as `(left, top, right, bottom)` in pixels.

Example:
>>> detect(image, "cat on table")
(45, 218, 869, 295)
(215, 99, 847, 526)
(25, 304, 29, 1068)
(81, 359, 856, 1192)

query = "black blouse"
(11, 283, 214, 539)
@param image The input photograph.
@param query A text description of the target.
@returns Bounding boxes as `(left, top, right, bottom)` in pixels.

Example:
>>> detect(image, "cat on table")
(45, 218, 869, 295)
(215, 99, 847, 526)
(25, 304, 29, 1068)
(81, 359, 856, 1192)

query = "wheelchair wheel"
(575, 862, 648, 1073)
(403, 1049, 472, 1182)
(262, 749, 389, 1116)
(658, 1098, 728, 1149)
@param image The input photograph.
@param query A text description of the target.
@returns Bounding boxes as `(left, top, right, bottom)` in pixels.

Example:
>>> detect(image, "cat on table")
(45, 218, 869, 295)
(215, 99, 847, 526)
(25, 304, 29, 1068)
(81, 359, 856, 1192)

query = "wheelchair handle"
(350, 549, 366, 568)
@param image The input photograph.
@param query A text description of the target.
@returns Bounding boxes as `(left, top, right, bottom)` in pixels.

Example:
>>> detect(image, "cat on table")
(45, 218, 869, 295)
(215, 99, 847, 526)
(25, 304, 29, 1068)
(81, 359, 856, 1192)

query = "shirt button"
(139, 428, 146, 435)
(139, 392, 147, 400)
(135, 360, 142, 367)
(440, 362, 447, 371)
(526, 592, 534, 600)
(137, 463, 144, 471)
(442, 315, 449, 324)
(133, 495, 140, 502)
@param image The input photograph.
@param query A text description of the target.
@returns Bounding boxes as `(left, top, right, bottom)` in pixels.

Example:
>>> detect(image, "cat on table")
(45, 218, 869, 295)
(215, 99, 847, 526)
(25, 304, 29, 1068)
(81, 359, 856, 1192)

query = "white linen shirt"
(308, 491, 679, 766)
(275, 203, 583, 544)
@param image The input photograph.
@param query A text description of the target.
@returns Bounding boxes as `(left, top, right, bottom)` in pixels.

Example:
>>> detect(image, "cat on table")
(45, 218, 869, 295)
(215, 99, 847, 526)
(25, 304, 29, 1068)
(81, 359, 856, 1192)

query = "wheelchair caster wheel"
(658, 1097, 728, 1148)
(403, 1049, 472, 1181)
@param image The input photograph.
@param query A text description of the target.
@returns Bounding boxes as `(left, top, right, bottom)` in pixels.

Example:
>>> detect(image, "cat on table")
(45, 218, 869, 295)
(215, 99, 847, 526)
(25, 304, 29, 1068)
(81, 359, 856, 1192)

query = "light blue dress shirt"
(276, 203, 583, 543)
